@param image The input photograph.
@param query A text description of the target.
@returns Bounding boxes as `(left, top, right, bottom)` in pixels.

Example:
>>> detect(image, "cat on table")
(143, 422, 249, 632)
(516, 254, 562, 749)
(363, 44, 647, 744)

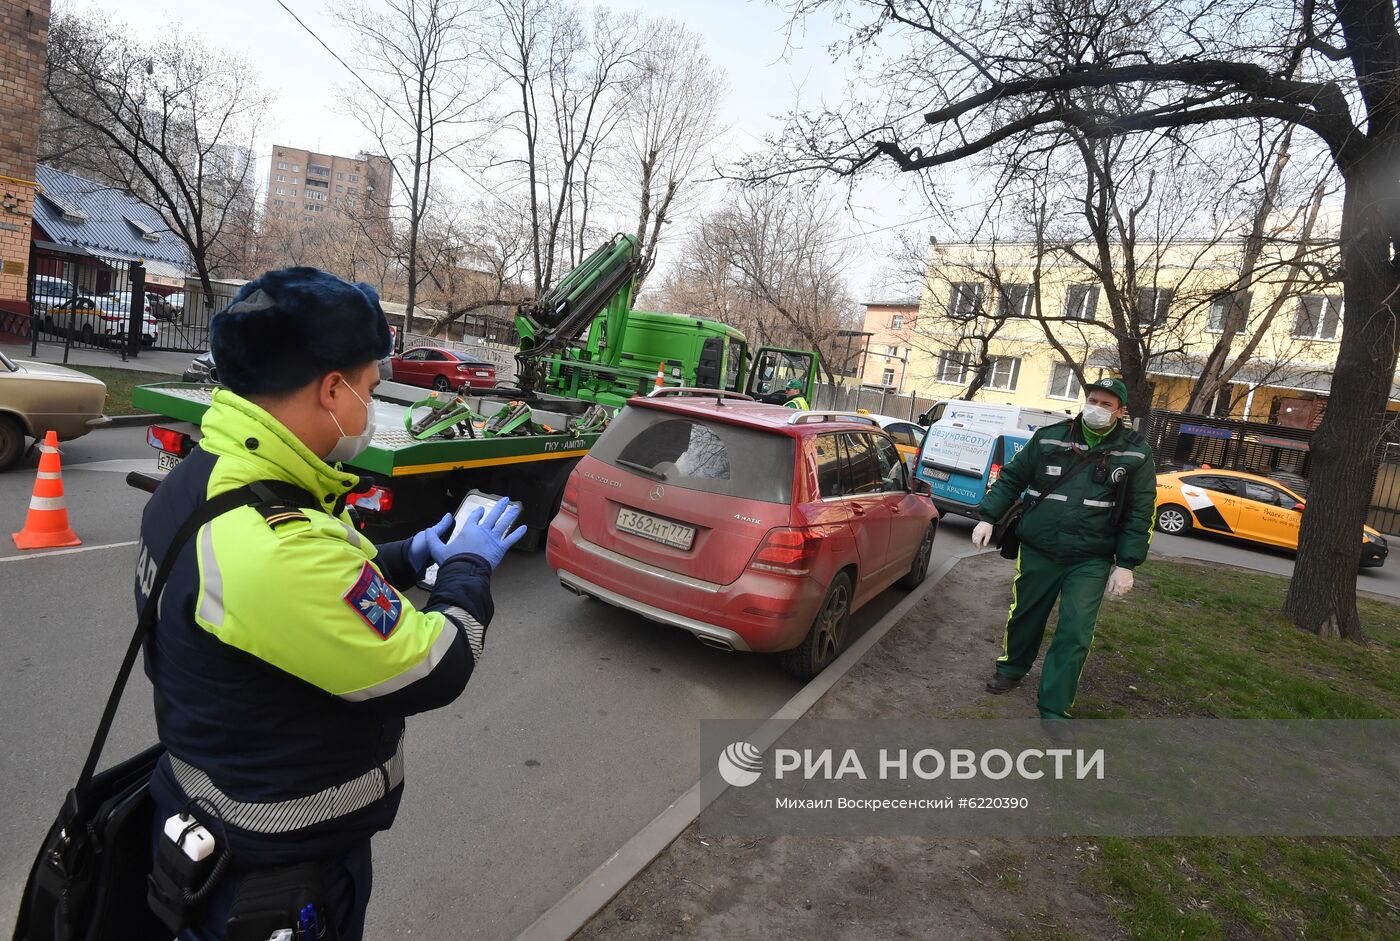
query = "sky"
(92, 0, 934, 300)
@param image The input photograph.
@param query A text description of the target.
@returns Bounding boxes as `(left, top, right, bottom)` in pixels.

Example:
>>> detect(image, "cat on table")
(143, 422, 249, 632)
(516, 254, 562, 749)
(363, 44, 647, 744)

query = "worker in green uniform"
(783, 379, 810, 410)
(970, 377, 1155, 740)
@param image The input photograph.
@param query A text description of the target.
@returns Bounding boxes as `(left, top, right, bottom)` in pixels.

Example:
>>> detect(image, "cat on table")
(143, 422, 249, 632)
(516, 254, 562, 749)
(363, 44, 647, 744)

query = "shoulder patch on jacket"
(252, 501, 309, 530)
(344, 561, 403, 639)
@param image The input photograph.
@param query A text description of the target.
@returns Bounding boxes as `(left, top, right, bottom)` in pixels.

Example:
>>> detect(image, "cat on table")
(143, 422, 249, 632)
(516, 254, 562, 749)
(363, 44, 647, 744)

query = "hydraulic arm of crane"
(514, 233, 639, 393)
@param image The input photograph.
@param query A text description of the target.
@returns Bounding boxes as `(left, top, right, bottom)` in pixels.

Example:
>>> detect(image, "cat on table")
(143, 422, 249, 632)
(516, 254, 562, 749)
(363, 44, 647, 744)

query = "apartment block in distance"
(264, 145, 391, 228)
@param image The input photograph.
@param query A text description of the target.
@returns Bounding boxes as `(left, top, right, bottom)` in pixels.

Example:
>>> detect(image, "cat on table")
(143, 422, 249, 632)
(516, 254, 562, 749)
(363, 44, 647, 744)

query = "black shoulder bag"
(992, 452, 1097, 560)
(11, 482, 305, 941)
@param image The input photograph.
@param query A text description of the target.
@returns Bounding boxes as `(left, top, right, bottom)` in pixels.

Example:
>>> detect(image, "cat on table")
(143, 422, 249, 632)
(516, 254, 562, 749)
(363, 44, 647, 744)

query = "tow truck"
(133, 233, 820, 547)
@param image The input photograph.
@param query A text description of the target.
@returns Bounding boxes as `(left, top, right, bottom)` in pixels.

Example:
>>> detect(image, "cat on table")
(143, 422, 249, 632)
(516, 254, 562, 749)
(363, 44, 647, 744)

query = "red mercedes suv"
(547, 392, 938, 678)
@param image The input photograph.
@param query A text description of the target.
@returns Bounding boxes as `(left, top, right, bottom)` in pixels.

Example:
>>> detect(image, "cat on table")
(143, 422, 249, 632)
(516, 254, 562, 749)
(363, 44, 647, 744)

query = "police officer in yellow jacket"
(136, 268, 524, 939)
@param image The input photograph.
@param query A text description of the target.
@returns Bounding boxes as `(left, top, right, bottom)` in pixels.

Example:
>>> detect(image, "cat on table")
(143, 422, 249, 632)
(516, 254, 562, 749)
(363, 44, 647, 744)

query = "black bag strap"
(75, 480, 318, 798)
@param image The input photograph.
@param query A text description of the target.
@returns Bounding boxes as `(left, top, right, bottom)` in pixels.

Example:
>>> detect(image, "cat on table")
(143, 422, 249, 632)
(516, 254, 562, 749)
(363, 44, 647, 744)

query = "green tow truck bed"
(132, 381, 605, 545)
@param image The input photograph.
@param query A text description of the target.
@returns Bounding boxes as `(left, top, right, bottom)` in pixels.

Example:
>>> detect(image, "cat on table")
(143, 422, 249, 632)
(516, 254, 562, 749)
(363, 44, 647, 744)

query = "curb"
(516, 548, 983, 941)
(102, 413, 160, 428)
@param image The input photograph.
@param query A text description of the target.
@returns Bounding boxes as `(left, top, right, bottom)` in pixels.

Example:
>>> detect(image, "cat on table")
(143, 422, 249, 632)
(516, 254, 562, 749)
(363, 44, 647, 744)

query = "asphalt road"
(4, 427, 1397, 939)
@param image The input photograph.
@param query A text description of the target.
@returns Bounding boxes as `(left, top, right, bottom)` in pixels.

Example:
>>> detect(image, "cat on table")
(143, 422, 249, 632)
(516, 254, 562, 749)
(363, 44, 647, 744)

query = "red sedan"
(389, 346, 497, 391)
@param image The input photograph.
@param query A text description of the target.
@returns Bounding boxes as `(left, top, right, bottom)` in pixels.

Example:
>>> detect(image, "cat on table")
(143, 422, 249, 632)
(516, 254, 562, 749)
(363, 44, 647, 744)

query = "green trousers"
(995, 543, 1113, 720)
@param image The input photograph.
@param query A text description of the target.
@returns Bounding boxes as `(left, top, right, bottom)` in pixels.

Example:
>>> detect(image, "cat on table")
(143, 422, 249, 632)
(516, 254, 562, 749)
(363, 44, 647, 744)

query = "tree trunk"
(1284, 157, 1400, 641)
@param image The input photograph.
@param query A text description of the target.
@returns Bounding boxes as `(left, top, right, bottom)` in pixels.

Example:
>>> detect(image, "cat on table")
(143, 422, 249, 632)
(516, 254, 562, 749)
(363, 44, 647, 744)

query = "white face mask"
(325, 382, 376, 464)
(1082, 402, 1117, 430)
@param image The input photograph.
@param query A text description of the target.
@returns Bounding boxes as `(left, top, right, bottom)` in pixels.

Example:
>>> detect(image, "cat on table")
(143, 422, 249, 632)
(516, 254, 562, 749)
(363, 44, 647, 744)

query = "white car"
(43, 293, 160, 346)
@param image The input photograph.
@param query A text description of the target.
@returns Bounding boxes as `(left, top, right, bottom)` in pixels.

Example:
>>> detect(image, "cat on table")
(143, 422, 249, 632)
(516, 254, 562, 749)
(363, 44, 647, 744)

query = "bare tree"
(42, 11, 269, 301)
(659, 183, 859, 380)
(489, 0, 642, 294)
(622, 21, 725, 290)
(762, 0, 1399, 639)
(339, 0, 488, 346)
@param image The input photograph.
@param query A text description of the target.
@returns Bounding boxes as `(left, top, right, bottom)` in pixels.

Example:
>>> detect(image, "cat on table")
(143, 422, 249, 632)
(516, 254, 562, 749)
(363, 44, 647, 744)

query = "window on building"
(276, 174, 285, 182)
(886, 344, 901, 357)
(336, 185, 344, 193)
(935, 349, 970, 384)
(275, 186, 285, 195)
(348, 187, 358, 195)
(349, 174, 359, 182)
(1137, 287, 1173, 326)
(998, 283, 1032, 318)
(1207, 291, 1252, 332)
(891, 313, 905, 329)
(1293, 294, 1343, 340)
(277, 162, 287, 170)
(337, 172, 345, 181)
(303, 215, 312, 222)
(984, 356, 1021, 392)
(289, 189, 296, 198)
(1065, 284, 1099, 321)
(882, 367, 896, 386)
(291, 177, 299, 185)
(274, 199, 283, 207)
(292, 164, 300, 172)
(947, 282, 983, 320)
(1047, 361, 1079, 399)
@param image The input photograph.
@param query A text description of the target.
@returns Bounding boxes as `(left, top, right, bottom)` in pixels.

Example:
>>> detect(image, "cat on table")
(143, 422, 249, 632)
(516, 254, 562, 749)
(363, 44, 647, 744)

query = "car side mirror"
(911, 477, 932, 496)
(1292, 501, 1305, 512)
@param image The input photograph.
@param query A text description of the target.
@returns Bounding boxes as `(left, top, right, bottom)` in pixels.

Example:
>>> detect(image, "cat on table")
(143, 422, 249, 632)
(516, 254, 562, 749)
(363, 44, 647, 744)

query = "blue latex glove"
(408, 513, 453, 572)
(428, 497, 527, 571)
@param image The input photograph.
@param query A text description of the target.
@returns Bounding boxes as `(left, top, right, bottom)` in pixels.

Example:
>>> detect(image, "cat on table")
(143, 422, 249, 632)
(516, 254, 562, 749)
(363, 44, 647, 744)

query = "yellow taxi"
(1155, 468, 1387, 567)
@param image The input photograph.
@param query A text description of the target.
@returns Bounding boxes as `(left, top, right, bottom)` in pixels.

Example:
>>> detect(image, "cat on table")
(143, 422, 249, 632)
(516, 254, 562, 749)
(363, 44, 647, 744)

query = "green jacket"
(978, 417, 1156, 569)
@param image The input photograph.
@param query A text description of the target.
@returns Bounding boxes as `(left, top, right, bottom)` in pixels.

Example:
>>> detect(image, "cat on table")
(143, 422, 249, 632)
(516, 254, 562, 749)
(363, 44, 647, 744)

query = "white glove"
(971, 521, 994, 549)
(1106, 566, 1134, 598)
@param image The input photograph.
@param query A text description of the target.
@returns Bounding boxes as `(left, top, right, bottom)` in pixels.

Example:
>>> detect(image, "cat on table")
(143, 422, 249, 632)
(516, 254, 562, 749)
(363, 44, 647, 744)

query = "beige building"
(860, 235, 1395, 424)
(264, 145, 391, 229)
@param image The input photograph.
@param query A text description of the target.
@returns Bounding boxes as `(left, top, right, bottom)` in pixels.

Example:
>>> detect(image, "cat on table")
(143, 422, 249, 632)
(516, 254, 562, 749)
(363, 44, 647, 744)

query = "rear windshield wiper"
(616, 458, 667, 480)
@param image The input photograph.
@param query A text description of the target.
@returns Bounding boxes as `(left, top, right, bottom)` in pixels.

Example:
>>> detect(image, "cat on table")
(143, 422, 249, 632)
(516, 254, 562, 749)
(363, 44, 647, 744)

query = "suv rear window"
(593, 406, 794, 503)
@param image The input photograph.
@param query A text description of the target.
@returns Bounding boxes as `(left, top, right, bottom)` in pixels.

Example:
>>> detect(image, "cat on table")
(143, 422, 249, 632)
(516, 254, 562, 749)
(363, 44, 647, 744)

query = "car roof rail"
(786, 410, 881, 427)
(645, 387, 755, 400)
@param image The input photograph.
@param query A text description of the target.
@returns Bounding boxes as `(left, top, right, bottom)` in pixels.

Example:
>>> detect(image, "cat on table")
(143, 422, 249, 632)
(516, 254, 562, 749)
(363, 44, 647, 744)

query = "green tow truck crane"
(133, 233, 820, 547)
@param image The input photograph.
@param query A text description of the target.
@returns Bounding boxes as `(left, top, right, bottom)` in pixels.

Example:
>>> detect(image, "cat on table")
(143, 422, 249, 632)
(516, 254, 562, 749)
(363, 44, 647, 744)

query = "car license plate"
(924, 467, 951, 481)
(157, 451, 180, 472)
(616, 507, 695, 550)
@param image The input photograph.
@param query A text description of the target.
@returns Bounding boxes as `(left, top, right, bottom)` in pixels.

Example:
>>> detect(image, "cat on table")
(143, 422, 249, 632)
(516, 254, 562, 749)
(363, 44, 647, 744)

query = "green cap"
(785, 379, 804, 391)
(1085, 376, 1127, 406)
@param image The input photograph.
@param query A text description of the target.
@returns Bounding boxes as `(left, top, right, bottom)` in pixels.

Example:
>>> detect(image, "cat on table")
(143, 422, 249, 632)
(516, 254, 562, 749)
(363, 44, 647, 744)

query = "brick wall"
(0, 1, 51, 323)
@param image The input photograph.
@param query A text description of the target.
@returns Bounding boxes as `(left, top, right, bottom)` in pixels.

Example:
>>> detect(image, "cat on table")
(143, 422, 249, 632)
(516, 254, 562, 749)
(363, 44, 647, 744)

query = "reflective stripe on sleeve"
(442, 606, 486, 662)
(196, 524, 226, 629)
(338, 616, 458, 702)
(168, 731, 405, 834)
(1083, 499, 1114, 507)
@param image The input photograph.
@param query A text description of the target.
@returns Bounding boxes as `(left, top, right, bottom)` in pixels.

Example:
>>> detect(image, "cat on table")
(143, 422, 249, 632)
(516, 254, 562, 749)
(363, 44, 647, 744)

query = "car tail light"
(987, 463, 1001, 489)
(348, 485, 394, 513)
(560, 475, 579, 514)
(456, 364, 470, 372)
(147, 425, 190, 456)
(750, 526, 823, 575)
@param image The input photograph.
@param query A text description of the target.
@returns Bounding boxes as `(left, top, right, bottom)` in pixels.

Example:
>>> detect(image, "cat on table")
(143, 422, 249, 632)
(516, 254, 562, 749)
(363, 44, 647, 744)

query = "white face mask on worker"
(325, 383, 376, 463)
(1082, 403, 1116, 430)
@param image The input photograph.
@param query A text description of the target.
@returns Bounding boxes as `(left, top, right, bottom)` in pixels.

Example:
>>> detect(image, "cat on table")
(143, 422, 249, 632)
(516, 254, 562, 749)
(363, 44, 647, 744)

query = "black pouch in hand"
(993, 500, 1026, 561)
(224, 862, 338, 941)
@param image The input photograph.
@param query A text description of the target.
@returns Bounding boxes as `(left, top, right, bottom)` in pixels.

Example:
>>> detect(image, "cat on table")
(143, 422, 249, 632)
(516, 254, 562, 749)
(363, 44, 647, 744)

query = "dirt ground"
(575, 553, 1126, 941)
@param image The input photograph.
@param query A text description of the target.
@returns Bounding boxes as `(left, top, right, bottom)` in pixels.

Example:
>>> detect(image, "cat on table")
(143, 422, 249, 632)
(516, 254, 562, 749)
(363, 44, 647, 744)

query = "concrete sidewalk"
(5, 338, 194, 375)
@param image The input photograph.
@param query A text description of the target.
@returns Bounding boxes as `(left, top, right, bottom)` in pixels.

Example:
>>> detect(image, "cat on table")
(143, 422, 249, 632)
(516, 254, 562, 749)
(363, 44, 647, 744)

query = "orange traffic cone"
(12, 430, 81, 550)
(653, 363, 666, 390)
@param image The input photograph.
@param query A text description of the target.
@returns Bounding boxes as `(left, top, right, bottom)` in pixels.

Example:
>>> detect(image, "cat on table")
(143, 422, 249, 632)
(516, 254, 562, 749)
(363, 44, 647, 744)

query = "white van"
(919, 399, 1069, 434)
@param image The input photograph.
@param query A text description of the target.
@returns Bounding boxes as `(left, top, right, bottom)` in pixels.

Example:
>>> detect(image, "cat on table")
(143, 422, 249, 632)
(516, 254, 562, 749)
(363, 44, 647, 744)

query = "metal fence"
(811, 383, 938, 422)
(27, 250, 151, 362)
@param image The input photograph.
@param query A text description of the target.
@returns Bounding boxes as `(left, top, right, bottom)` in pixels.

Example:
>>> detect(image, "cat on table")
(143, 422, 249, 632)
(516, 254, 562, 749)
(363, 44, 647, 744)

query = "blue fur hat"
(210, 267, 393, 396)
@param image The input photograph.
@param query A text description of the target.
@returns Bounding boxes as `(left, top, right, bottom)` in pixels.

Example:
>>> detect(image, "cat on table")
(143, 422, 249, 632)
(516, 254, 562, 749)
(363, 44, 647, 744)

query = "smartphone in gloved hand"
(419, 490, 523, 589)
